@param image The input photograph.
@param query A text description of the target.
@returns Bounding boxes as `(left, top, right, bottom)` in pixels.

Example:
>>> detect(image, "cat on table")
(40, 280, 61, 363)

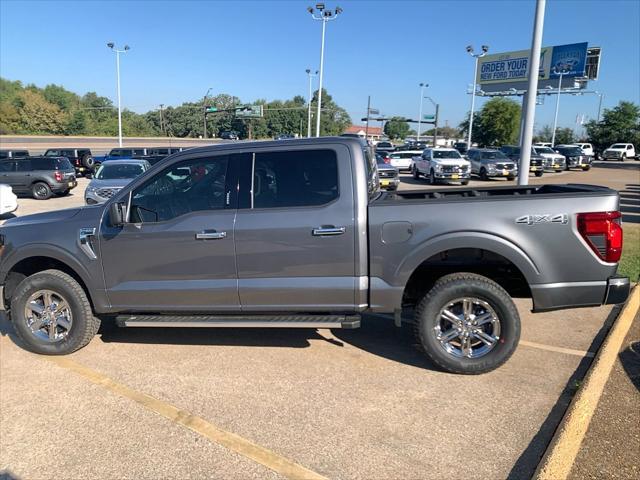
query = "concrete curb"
(534, 286, 639, 480)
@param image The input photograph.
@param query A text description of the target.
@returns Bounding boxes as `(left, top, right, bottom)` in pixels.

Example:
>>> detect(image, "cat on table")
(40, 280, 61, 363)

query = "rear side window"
(30, 158, 55, 170)
(0, 161, 14, 172)
(252, 149, 338, 209)
(16, 160, 33, 171)
(0, 152, 7, 160)
(133, 149, 146, 156)
(45, 150, 60, 157)
(55, 158, 73, 170)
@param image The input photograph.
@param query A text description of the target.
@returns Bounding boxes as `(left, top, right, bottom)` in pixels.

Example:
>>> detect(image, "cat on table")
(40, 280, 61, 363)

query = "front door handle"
(195, 230, 227, 240)
(312, 226, 346, 236)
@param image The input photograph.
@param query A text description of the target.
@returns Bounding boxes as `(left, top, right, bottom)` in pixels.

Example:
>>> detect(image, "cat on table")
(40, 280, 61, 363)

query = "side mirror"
(108, 202, 126, 227)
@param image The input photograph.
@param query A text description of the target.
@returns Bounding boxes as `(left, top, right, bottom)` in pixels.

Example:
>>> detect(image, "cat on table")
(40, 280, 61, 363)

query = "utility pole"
(551, 68, 566, 147)
(434, 103, 439, 147)
(365, 95, 371, 139)
(466, 45, 489, 147)
(597, 92, 605, 122)
(417, 83, 427, 141)
(107, 43, 130, 147)
(517, 0, 546, 186)
(308, 4, 342, 137)
(305, 69, 318, 137)
(159, 104, 165, 135)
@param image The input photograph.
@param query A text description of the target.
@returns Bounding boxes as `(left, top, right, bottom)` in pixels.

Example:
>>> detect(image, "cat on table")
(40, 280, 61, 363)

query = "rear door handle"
(195, 230, 227, 240)
(312, 226, 346, 236)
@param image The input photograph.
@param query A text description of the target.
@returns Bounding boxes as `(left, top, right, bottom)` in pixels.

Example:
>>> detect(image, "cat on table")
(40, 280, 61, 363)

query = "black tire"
(413, 272, 520, 375)
(82, 155, 95, 170)
(10, 269, 100, 355)
(581, 165, 591, 171)
(535, 171, 544, 177)
(480, 168, 489, 181)
(412, 165, 419, 179)
(461, 180, 469, 186)
(621, 154, 626, 162)
(429, 169, 436, 185)
(507, 175, 515, 181)
(31, 182, 52, 200)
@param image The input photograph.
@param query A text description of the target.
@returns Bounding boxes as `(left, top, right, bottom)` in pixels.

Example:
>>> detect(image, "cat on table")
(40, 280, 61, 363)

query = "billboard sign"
(477, 42, 589, 92)
(236, 105, 263, 118)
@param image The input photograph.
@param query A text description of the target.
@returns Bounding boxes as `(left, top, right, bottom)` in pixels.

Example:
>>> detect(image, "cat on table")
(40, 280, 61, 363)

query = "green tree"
(14, 89, 68, 134)
(459, 98, 520, 146)
(585, 101, 640, 153)
(309, 89, 351, 137)
(425, 126, 460, 140)
(554, 127, 575, 145)
(43, 84, 79, 111)
(534, 125, 554, 143)
(384, 116, 411, 140)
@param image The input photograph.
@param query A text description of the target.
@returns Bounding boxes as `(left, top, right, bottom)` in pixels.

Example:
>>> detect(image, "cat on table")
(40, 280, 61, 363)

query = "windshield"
(535, 147, 555, 154)
(481, 151, 508, 159)
(96, 163, 145, 180)
(611, 144, 626, 149)
(433, 150, 462, 159)
(557, 147, 582, 156)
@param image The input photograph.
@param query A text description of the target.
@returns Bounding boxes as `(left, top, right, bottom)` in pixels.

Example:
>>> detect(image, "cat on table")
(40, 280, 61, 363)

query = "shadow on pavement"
(506, 304, 622, 480)
(620, 183, 640, 224)
(619, 340, 640, 392)
(593, 162, 640, 170)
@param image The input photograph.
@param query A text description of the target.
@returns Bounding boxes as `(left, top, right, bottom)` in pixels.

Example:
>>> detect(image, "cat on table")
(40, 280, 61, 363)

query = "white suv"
(575, 143, 594, 157)
(602, 143, 636, 161)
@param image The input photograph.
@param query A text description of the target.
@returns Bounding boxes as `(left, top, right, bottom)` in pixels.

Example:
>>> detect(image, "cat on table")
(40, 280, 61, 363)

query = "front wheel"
(429, 169, 436, 185)
(414, 273, 520, 374)
(582, 165, 591, 171)
(412, 166, 419, 179)
(10, 269, 100, 355)
(480, 168, 489, 181)
(621, 154, 626, 162)
(535, 171, 544, 177)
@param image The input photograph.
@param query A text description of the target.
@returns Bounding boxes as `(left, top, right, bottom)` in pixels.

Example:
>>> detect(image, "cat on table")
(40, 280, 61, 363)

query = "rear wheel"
(412, 165, 419, 179)
(31, 182, 52, 200)
(10, 270, 100, 355)
(414, 273, 520, 374)
(535, 171, 544, 177)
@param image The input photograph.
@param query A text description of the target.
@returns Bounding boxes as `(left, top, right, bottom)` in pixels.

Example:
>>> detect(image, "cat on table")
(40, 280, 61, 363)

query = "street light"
(424, 95, 439, 146)
(465, 44, 489, 147)
(107, 42, 130, 147)
(305, 69, 318, 137)
(417, 83, 428, 141)
(551, 66, 569, 147)
(308, 4, 342, 137)
(595, 91, 605, 122)
(203, 87, 213, 139)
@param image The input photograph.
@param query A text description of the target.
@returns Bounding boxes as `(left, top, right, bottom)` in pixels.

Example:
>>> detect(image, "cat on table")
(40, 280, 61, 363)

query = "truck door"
(100, 153, 245, 311)
(234, 145, 357, 311)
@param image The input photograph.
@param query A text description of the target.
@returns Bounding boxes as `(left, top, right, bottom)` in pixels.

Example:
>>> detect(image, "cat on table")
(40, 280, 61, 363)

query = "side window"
(45, 150, 60, 157)
(61, 150, 73, 157)
(16, 160, 32, 172)
(130, 155, 229, 223)
(252, 149, 338, 209)
(628, 145, 633, 150)
(0, 161, 14, 172)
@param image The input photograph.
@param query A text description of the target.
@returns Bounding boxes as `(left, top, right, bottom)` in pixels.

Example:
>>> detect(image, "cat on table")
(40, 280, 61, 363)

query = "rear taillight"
(54, 171, 63, 182)
(577, 211, 623, 263)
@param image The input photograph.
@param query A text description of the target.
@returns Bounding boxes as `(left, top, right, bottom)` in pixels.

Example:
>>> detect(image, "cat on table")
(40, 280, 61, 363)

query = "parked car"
(533, 142, 552, 148)
(453, 142, 469, 155)
(0, 156, 76, 200)
(275, 134, 296, 140)
(375, 141, 395, 153)
(411, 148, 470, 185)
(467, 149, 518, 180)
(500, 145, 545, 177)
(0, 137, 630, 375)
(388, 150, 422, 172)
(575, 143, 594, 157)
(554, 145, 593, 170)
(220, 131, 239, 140)
(44, 148, 95, 176)
(601, 143, 636, 161)
(93, 148, 150, 166)
(376, 154, 399, 191)
(85, 159, 151, 205)
(0, 184, 18, 216)
(0, 150, 29, 159)
(533, 146, 566, 172)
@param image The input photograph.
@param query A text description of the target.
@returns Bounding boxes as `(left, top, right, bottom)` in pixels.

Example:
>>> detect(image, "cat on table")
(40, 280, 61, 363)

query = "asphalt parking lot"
(1, 162, 638, 479)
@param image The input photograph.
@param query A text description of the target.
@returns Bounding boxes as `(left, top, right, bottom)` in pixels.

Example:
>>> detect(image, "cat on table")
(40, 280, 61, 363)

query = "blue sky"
(1, 0, 639, 132)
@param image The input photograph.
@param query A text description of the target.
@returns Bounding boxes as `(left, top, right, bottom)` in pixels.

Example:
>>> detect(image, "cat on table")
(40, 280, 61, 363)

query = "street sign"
(423, 114, 435, 120)
(205, 106, 218, 113)
(368, 108, 380, 115)
(236, 105, 263, 118)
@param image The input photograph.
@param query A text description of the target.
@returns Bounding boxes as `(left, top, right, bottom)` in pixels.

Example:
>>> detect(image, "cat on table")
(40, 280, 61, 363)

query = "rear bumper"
(531, 276, 630, 312)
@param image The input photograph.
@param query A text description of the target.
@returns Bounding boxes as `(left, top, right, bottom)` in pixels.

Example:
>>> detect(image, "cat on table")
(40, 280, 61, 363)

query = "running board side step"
(116, 314, 361, 329)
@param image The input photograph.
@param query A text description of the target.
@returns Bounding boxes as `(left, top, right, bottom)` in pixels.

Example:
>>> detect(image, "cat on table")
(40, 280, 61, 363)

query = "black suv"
(500, 145, 545, 177)
(0, 157, 77, 200)
(44, 148, 94, 176)
(0, 149, 30, 159)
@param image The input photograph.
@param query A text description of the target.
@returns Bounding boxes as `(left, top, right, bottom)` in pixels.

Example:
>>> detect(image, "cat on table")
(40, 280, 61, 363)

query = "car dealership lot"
(1, 162, 637, 479)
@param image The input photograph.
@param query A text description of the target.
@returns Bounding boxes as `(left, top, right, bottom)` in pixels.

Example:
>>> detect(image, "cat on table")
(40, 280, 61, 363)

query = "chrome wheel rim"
(24, 290, 73, 342)
(434, 297, 501, 359)
(35, 185, 48, 197)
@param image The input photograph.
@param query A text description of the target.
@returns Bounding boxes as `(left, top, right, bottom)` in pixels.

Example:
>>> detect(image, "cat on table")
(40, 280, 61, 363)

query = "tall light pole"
(551, 67, 568, 147)
(417, 82, 428, 141)
(305, 69, 318, 137)
(308, 4, 342, 137)
(596, 91, 605, 122)
(107, 42, 130, 147)
(203, 87, 213, 139)
(465, 44, 489, 147)
(425, 96, 439, 146)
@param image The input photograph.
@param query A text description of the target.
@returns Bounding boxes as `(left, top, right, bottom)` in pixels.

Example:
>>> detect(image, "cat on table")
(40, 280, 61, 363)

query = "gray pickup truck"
(0, 137, 630, 374)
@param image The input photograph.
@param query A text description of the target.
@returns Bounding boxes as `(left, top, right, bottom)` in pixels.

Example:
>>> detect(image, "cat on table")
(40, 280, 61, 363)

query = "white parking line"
(520, 340, 595, 358)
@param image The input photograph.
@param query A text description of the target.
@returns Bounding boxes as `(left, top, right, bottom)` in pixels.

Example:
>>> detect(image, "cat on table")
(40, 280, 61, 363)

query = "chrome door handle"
(195, 230, 227, 240)
(312, 226, 346, 236)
